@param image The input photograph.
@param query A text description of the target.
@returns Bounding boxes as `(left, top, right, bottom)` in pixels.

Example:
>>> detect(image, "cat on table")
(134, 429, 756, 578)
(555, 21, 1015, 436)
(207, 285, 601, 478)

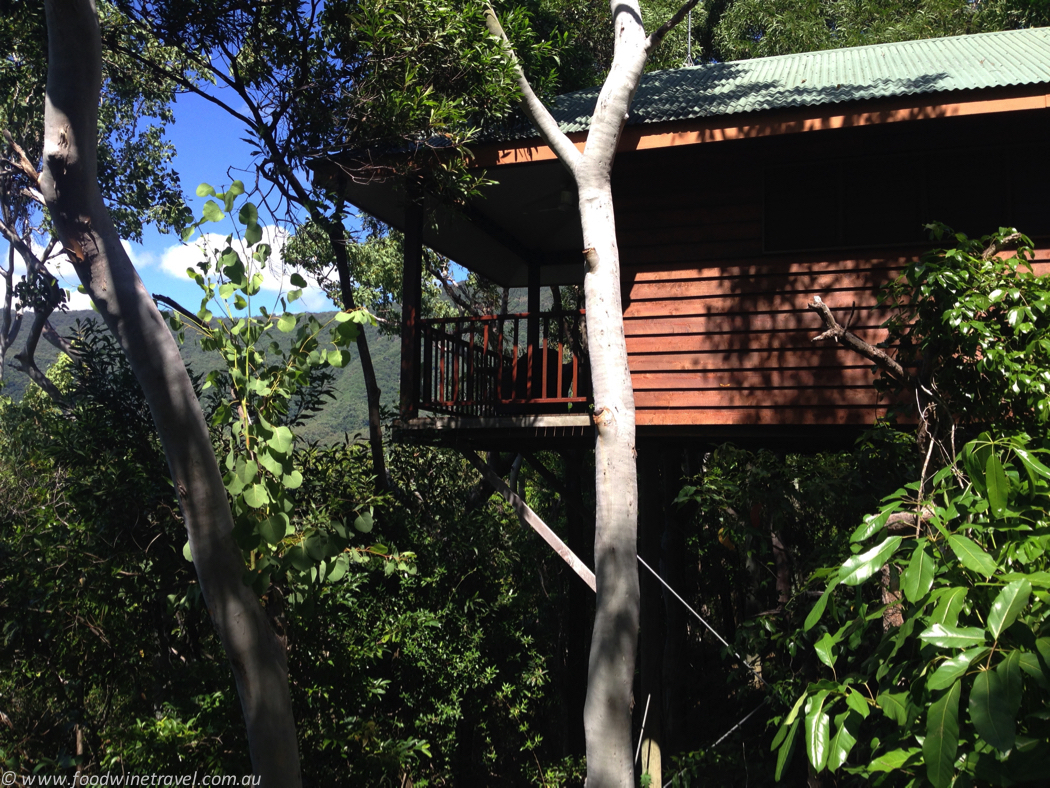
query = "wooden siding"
(622, 251, 1050, 428)
(611, 116, 1050, 431)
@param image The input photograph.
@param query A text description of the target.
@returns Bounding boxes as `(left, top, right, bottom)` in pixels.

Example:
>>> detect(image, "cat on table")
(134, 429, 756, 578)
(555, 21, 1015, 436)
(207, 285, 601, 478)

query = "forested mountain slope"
(1, 310, 401, 444)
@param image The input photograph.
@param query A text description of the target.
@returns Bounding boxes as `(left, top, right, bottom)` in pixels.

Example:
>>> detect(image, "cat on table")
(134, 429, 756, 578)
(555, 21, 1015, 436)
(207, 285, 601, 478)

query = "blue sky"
(46, 89, 340, 315)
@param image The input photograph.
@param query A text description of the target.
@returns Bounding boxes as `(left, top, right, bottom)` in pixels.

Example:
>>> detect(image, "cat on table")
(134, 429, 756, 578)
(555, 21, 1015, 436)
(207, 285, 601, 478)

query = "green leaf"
(202, 200, 224, 223)
(773, 718, 800, 781)
(242, 483, 270, 509)
(850, 505, 900, 544)
(997, 649, 1023, 712)
(877, 691, 910, 725)
(814, 632, 838, 669)
(290, 272, 308, 288)
(277, 313, 296, 333)
(267, 426, 294, 455)
(196, 182, 216, 197)
(986, 453, 1010, 518)
(827, 713, 857, 772)
(245, 222, 263, 246)
(327, 553, 349, 583)
(920, 623, 987, 649)
(182, 541, 193, 562)
(238, 201, 258, 227)
(930, 587, 968, 627)
(927, 648, 985, 691)
(805, 580, 838, 631)
(948, 534, 998, 578)
(903, 540, 936, 603)
(868, 748, 920, 772)
(845, 689, 870, 719)
(234, 294, 248, 311)
(354, 510, 374, 534)
(236, 459, 258, 485)
(327, 348, 351, 368)
(259, 513, 290, 546)
(969, 669, 1015, 753)
(218, 282, 236, 299)
(924, 681, 961, 788)
(987, 579, 1032, 640)
(1018, 651, 1050, 689)
(281, 470, 303, 490)
(839, 536, 902, 586)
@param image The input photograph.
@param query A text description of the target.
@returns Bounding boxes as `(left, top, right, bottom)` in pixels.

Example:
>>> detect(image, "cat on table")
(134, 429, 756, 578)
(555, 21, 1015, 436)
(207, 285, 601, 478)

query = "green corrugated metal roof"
(546, 26, 1050, 134)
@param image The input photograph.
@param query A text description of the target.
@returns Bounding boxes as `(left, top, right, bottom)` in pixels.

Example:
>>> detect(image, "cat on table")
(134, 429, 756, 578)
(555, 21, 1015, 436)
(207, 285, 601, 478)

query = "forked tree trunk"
(486, 0, 696, 782)
(40, 2, 300, 784)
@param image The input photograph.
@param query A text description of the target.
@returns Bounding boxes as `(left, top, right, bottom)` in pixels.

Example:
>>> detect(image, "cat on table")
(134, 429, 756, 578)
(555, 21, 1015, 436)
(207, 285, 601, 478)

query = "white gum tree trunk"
(40, 2, 300, 784)
(486, 1, 696, 783)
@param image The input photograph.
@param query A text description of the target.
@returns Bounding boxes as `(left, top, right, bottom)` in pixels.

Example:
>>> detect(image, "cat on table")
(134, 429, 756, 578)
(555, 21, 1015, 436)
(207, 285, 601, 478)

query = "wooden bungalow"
(317, 26, 1050, 450)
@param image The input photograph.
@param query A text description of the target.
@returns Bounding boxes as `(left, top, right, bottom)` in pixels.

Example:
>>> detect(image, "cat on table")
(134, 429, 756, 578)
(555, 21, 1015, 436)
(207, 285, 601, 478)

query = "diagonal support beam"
(462, 449, 595, 591)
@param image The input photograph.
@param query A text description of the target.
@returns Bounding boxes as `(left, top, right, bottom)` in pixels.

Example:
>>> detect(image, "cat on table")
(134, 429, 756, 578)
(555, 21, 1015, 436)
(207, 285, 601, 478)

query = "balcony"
(411, 310, 592, 419)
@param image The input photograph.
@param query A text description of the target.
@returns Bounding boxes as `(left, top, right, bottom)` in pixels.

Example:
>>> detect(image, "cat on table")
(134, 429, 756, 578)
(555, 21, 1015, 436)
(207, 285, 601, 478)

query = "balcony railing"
(417, 310, 591, 417)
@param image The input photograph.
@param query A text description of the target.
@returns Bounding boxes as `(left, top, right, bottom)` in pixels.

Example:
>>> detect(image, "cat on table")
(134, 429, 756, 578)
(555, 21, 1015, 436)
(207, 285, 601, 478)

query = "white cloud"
(157, 226, 336, 312)
(122, 239, 158, 269)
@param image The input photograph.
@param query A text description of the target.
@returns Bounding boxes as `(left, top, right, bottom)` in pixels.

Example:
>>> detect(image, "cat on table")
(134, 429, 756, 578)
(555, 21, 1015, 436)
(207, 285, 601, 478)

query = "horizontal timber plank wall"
(611, 116, 1050, 431)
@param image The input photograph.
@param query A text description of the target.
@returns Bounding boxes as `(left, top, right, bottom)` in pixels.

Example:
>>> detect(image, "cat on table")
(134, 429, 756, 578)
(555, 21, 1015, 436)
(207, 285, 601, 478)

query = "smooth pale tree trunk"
(40, 2, 301, 784)
(486, 1, 696, 783)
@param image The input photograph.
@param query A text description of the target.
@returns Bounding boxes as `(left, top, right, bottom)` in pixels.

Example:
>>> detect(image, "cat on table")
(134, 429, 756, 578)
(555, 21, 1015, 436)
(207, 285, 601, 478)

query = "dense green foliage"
(704, 0, 1050, 62)
(766, 228, 1050, 786)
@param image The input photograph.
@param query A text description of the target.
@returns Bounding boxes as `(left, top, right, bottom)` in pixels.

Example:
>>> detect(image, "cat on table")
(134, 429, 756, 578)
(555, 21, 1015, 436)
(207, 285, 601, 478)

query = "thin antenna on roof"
(686, 8, 693, 65)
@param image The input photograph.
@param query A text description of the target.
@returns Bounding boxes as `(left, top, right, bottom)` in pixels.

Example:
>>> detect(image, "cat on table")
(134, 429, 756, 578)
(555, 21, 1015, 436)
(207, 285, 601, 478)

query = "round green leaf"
(282, 469, 303, 490)
(290, 272, 308, 288)
(182, 541, 193, 562)
(242, 483, 270, 509)
(202, 199, 224, 223)
(238, 201, 258, 227)
(277, 313, 296, 333)
(354, 510, 374, 534)
(258, 512, 290, 545)
(196, 182, 216, 197)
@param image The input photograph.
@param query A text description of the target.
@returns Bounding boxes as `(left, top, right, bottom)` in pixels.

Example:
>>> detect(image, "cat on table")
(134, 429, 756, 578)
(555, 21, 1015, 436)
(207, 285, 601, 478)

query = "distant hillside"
(1, 310, 401, 445)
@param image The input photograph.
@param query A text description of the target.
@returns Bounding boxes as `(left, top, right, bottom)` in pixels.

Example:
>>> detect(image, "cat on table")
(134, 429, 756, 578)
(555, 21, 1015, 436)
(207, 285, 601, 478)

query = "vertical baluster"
(557, 325, 564, 400)
(511, 316, 520, 400)
(542, 314, 549, 401)
(497, 317, 506, 406)
(482, 321, 491, 415)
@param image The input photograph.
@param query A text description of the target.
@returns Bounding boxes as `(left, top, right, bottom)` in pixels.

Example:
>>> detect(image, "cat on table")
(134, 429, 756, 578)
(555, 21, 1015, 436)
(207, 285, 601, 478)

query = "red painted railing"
(418, 311, 591, 417)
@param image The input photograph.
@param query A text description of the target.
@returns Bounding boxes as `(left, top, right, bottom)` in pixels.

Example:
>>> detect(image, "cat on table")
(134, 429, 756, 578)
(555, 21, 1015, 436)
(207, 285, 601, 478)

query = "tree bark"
(485, 0, 696, 781)
(40, 2, 300, 784)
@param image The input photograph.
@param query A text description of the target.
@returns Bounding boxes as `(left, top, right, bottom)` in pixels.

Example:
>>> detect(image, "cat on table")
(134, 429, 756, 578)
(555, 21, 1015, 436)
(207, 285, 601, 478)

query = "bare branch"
(41, 319, 76, 358)
(152, 293, 208, 331)
(981, 231, 1024, 261)
(808, 295, 910, 385)
(14, 308, 68, 408)
(483, 6, 582, 172)
(647, 0, 702, 53)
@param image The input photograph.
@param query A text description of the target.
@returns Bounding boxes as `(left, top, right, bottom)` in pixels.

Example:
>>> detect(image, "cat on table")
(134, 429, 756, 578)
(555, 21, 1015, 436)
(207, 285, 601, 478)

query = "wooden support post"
(527, 262, 541, 399)
(400, 196, 423, 420)
(637, 447, 665, 788)
(462, 450, 595, 591)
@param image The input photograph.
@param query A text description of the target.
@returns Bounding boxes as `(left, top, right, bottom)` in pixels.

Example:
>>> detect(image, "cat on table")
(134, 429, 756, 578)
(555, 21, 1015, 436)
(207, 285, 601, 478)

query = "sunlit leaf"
(987, 579, 1032, 640)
